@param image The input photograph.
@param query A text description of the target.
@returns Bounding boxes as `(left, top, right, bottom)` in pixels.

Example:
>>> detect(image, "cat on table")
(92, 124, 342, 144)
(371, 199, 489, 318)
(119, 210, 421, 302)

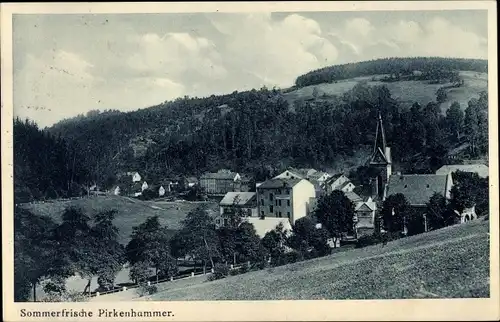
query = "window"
(275, 200, 278, 206)
(287, 212, 291, 219)
(278, 200, 282, 206)
(261, 211, 264, 217)
(216, 219, 220, 224)
(269, 193, 274, 201)
(270, 206, 274, 213)
(287, 200, 290, 207)
(278, 212, 282, 217)
(260, 199, 264, 206)
(223, 218, 228, 226)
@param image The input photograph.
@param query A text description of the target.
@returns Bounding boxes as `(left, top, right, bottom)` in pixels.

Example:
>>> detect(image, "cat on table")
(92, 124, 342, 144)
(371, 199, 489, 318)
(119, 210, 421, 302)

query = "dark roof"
(200, 171, 238, 180)
(339, 181, 353, 190)
(257, 178, 302, 189)
(325, 173, 345, 184)
(386, 174, 449, 206)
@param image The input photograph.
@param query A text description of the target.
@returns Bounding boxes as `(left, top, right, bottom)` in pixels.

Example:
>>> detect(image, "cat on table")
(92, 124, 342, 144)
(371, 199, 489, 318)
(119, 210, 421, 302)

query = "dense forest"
(294, 57, 487, 88)
(47, 83, 488, 191)
(14, 119, 90, 203)
(12, 58, 488, 202)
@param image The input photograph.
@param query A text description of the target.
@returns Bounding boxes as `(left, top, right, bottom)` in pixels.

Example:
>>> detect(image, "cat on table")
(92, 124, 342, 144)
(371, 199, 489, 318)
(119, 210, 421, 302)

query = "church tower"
(369, 112, 392, 201)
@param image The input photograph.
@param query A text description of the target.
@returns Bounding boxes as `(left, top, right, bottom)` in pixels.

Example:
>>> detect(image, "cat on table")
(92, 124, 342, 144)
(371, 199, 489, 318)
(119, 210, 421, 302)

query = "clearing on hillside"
(284, 71, 488, 113)
(19, 195, 218, 245)
(143, 219, 489, 301)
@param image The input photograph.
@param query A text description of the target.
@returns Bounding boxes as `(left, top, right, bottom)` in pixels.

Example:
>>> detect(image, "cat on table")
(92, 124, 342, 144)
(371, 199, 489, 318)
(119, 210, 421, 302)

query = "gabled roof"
(345, 191, 363, 203)
(257, 178, 303, 189)
(355, 200, 376, 212)
(245, 217, 293, 238)
(325, 173, 347, 184)
(274, 169, 305, 180)
(386, 174, 450, 206)
(436, 164, 489, 178)
(200, 171, 239, 180)
(339, 181, 354, 190)
(219, 192, 256, 206)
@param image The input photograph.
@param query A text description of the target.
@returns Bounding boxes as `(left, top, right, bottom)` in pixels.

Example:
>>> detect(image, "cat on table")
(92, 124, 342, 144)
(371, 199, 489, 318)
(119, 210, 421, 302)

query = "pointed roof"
(386, 174, 450, 206)
(370, 112, 391, 165)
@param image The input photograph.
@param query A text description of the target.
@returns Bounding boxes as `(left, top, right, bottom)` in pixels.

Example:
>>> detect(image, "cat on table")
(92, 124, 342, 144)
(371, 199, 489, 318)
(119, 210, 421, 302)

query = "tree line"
(44, 82, 488, 194)
(294, 57, 487, 87)
(15, 166, 488, 301)
(14, 118, 90, 203)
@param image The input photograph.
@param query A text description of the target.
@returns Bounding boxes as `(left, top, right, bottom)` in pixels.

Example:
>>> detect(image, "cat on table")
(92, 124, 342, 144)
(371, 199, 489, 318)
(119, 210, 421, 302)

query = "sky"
(13, 10, 488, 127)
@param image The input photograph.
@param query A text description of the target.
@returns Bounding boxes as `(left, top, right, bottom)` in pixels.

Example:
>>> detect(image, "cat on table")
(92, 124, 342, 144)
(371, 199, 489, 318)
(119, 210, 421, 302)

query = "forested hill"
(294, 57, 487, 88)
(40, 57, 488, 196)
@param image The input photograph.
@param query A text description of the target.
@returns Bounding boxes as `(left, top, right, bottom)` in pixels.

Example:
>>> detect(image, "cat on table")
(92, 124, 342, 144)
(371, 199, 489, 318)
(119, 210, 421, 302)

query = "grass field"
(143, 219, 489, 301)
(20, 195, 218, 245)
(283, 71, 488, 113)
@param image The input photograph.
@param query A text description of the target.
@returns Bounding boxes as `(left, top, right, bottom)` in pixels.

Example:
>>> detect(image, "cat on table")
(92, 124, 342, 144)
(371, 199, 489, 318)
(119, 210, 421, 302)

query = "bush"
(356, 234, 382, 248)
(284, 250, 303, 264)
(137, 284, 158, 297)
(211, 263, 229, 280)
(255, 261, 269, 270)
(228, 269, 240, 276)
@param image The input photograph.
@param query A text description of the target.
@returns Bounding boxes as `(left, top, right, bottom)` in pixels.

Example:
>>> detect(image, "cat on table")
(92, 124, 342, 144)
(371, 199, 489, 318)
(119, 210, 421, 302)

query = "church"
(367, 112, 454, 233)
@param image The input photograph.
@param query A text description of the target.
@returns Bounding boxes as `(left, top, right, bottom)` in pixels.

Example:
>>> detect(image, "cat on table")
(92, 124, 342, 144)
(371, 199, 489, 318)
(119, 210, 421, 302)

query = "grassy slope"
(144, 219, 490, 300)
(284, 71, 488, 113)
(20, 195, 218, 245)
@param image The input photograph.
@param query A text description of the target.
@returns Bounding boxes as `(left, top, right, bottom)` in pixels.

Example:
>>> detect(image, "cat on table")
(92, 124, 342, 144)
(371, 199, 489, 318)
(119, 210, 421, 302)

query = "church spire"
(373, 111, 387, 155)
(370, 111, 391, 165)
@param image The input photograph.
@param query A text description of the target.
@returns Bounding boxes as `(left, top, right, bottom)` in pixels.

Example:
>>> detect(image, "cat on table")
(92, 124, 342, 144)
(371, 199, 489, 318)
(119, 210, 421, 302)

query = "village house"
(199, 169, 243, 195)
(215, 192, 258, 228)
(324, 174, 355, 194)
(436, 164, 489, 178)
(257, 178, 316, 225)
(124, 171, 142, 183)
(354, 197, 377, 237)
(183, 176, 199, 188)
(158, 185, 166, 197)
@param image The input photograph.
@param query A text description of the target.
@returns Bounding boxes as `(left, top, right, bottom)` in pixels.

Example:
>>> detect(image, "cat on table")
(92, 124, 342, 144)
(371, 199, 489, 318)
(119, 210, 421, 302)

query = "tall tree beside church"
(314, 191, 355, 247)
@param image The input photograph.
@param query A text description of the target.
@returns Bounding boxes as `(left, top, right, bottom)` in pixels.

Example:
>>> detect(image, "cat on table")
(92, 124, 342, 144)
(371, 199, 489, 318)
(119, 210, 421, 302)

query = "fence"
(91, 262, 249, 298)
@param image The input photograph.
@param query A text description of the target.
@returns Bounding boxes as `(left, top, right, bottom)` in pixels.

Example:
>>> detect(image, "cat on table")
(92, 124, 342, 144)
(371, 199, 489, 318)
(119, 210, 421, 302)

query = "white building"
(256, 178, 316, 224)
(436, 164, 489, 178)
(216, 192, 258, 228)
(158, 186, 166, 197)
(324, 174, 355, 194)
(141, 181, 149, 191)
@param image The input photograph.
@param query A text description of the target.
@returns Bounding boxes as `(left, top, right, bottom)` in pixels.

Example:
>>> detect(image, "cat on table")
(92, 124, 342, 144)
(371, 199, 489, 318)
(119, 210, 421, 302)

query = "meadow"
(142, 219, 489, 300)
(283, 71, 488, 113)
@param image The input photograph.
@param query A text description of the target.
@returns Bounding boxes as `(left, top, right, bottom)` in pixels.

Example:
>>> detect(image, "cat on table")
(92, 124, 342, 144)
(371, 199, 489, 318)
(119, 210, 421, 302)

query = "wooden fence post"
(191, 272, 195, 277)
(122, 287, 127, 292)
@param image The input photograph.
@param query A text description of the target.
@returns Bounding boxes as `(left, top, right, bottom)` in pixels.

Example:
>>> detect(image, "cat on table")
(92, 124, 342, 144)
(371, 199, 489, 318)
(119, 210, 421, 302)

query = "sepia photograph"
(1, 1, 498, 321)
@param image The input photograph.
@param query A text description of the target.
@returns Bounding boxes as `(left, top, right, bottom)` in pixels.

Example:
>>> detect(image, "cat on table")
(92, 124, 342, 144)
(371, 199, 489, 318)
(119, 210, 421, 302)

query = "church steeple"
(370, 111, 391, 165)
(368, 111, 393, 201)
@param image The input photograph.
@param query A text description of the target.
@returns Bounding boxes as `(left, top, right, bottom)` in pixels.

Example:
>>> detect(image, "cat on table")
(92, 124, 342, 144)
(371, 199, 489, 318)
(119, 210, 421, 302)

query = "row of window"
(267, 190, 290, 201)
(260, 199, 290, 207)
(260, 210, 291, 219)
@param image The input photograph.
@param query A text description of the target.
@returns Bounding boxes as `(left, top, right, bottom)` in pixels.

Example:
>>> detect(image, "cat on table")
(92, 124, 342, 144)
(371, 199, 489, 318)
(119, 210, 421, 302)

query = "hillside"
(285, 71, 488, 113)
(41, 57, 488, 196)
(142, 220, 489, 300)
(19, 196, 218, 245)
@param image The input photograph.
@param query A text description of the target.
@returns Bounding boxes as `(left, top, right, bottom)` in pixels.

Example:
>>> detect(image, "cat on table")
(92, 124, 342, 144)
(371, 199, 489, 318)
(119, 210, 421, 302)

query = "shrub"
(147, 285, 158, 295)
(356, 234, 382, 248)
(284, 250, 303, 264)
(255, 261, 269, 270)
(228, 269, 240, 276)
(211, 263, 229, 280)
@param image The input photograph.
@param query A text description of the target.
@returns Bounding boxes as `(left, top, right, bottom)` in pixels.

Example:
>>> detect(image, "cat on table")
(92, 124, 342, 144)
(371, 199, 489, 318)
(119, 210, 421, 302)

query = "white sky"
(13, 10, 488, 127)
